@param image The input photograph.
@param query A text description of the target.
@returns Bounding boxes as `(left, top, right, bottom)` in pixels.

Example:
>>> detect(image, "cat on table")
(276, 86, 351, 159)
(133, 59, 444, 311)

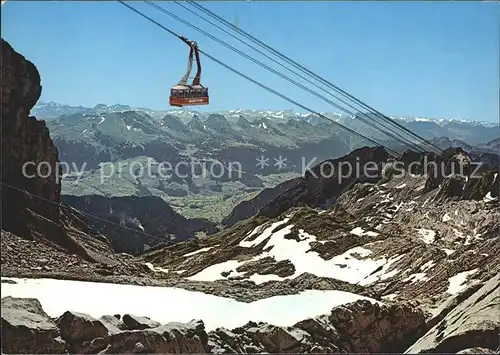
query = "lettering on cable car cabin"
(169, 37, 209, 107)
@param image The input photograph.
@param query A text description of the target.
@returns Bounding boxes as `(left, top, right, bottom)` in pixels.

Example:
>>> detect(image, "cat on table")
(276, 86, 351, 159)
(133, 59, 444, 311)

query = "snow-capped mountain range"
(33, 101, 496, 127)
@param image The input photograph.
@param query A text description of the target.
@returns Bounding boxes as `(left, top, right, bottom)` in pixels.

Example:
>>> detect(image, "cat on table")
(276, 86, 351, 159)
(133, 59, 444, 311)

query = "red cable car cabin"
(169, 37, 209, 107)
(169, 85, 208, 107)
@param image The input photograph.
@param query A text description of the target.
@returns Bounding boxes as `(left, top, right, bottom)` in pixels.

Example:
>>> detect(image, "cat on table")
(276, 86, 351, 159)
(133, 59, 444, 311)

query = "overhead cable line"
(184, 0, 444, 155)
(118, 0, 401, 156)
(171, 0, 429, 154)
(143, 0, 427, 154)
(1, 182, 172, 244)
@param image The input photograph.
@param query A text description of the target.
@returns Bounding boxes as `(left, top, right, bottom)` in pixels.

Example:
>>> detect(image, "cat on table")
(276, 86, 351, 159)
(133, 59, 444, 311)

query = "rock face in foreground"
(405, 274, 500, 354)
(0, 296, 209, 354)
(209, 300, 427, 353)
(0, 297, 427, 354)
(1, 297, 66, 354)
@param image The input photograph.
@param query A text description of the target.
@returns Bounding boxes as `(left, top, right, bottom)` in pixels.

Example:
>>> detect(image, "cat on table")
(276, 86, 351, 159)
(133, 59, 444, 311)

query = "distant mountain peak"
(163, 114, 187, 131)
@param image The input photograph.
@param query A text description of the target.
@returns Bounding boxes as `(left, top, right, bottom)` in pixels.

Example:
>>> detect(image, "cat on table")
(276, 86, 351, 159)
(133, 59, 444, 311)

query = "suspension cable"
(185, 0, 444, 155)
(144, 0, 427, 153)
(118, 0, 401, 156)
(171, 0, 429, 153)
(1, 182, 173, 244)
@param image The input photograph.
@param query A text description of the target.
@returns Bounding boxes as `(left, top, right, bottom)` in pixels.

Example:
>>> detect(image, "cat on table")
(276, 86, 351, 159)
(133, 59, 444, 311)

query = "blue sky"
(2, 1, 498, 122)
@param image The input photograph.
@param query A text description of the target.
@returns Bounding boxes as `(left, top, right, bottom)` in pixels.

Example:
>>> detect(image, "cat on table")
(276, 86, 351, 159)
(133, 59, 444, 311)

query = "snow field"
(1, 277, 379, 331)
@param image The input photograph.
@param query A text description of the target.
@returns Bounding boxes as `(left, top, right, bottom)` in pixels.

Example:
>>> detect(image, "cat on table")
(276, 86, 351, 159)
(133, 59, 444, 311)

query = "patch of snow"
(81, 129, 87, 134)
(442, 248, 455, 256)
(421, 197, 432, 207)
(442, 213, 451, 222)
(417, 229, 436, 244)
(183, 246, 215, 257)
(447, 269, 478, 294)
(403, 273, 428, 283)
(381, 293, 398, 301)
(98, 117, 105, 124)
(239, 219, 290, 248)
(356, 197, 365, 202)
(191, 223, 396, 285)
(349, 227, 379, 237)
(360, 254, 405, 285)
(420, 260, 435, 271)
(483, 192, 498, 203)
(0, 278, 381, 332)
(416, 185, 425, 191)
(126, 125, 132, 130)
(187, 260, 244, 282)
(144, 262, 169, 274)
(395, 183, 407, 189)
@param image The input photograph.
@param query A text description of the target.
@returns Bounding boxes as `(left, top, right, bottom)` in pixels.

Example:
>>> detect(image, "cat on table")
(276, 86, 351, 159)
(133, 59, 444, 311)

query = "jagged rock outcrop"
(1, 298, 210, 354)
(224, 146, 499, 227)
(222, 177, 300, 227)
(209, 300, 428, 353)
(56, 312, 111, 351)
(258, 146, 389, 218)
(1, 297, 429, 354)
(122, 314, 161, 330)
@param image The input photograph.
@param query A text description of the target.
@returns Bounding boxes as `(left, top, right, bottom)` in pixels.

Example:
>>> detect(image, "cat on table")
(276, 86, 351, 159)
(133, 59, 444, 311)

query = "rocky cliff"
(1, 38, 60, 236)
(62, 195, 218, 255)
(0, 38, 120, 263)
(222, 177, 300, 227)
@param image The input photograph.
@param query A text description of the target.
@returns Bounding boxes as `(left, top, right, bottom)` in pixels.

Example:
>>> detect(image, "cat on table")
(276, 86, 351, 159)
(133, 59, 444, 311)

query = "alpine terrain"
(1, 31, 499, 355)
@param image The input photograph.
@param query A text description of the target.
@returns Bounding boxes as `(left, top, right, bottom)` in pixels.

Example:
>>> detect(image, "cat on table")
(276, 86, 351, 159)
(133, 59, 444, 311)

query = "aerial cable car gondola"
(169, 36, 209, 107)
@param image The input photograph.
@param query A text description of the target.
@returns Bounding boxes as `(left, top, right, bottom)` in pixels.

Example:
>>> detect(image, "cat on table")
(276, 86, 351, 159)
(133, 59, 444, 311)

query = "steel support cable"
(185, 0, 444, 155)
(170, 0, 427, 153)
(188, 0, 443, 154)
(143, 0, 425, 153)
(118, 0, 400, 156)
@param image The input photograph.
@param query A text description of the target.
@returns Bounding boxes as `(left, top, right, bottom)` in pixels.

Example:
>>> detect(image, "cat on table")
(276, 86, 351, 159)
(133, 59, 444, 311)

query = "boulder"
(326, 300, 428, 353)
(122, 314, 161, 330)
(81, 319, 209, 353)
(1, 297, 66, 354)
(56, 311, 110, 343)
